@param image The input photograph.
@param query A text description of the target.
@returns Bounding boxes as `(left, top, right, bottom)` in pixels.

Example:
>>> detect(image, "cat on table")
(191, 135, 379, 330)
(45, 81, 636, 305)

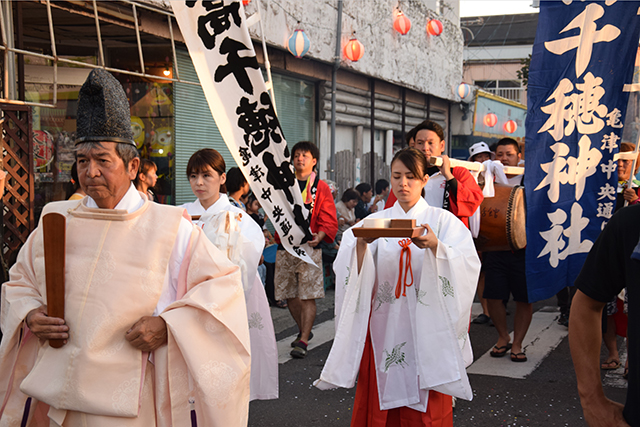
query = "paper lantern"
(394, 11, 411, 35)
(242, 0, 250, 5)
(344, 37, 365, 62)
(457, 83, 471, 99)
(504, 119, 518, 134)
(287, 29, 310, 58)
(426, 19, 443, 36)
(484, 113, 498, 128)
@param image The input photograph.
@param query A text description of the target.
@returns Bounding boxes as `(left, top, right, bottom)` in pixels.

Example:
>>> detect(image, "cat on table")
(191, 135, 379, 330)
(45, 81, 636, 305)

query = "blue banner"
(525, 0, 640, 302)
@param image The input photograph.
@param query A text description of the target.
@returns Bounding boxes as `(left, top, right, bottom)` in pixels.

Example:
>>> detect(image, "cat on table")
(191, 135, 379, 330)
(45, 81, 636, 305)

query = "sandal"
(510, 352, 527, 362)
(275, 300, 288, 309)
(290, 331, 313, 348)
(290, 341, 308, 359)
(489, 343, 512, 358)
(600, 359, 621, 370)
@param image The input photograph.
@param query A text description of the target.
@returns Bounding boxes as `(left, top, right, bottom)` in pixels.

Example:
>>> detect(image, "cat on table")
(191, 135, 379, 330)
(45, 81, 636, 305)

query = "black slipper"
(510, 352, 527, 362)
(490, 343, 512, 357)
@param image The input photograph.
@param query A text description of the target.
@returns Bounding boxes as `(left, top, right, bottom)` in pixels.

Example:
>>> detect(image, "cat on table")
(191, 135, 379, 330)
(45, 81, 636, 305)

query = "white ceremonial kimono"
(423, 173, 447, 209)
(180, 199, 209, 226)
(315, 198, 480, 412)
(0, 185, 251, 427)
(183, 197, 278, 401)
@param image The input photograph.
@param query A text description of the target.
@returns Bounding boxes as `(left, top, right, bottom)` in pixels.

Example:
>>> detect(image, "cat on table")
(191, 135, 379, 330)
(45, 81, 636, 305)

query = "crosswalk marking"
(603, 346, 628, 389)
(466, 307, 568, 379)
(277, 319, 335, 364)
(277, 304, 593, 385)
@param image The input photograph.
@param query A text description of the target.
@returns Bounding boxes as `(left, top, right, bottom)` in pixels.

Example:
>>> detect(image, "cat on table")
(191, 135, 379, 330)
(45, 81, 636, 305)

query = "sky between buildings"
(460, 0, 539, 17)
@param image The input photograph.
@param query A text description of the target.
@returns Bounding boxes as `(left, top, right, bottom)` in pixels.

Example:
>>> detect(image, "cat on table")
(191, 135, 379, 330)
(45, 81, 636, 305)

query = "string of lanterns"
(283, 7, 444, 62)
(281, 5, 520, 137)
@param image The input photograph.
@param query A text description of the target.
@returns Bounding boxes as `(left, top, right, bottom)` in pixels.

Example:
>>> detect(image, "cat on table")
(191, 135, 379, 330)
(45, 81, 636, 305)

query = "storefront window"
(26, 71, 175, 220)
(124, 80, 175, 204)
(26, 76, 84, 220)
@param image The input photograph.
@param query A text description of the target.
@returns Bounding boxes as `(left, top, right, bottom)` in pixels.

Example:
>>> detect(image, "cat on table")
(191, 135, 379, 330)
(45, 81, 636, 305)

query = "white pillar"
(385, 129, 394, 166)
(355, 126, 363, 185)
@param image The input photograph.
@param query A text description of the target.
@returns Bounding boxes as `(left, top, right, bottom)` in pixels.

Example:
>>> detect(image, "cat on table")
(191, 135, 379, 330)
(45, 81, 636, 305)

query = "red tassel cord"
(395, 238, 414, 298)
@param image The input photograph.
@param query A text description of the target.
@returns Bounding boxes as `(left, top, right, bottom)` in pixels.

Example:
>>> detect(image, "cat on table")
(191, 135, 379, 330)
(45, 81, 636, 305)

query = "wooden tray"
(353, 226, 425, 238)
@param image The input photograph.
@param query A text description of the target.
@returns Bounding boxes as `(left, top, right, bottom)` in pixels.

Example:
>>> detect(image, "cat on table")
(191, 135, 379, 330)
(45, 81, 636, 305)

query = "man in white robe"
(0, 69, 250, 426)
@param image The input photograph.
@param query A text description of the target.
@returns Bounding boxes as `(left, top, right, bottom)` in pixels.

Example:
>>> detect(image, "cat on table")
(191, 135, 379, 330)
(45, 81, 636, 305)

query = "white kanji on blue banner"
(524, 0, 640, 302)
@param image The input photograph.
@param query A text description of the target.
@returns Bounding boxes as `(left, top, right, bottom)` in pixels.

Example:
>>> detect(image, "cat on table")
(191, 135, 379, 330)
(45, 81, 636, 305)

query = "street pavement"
(249, 289, 628, 426)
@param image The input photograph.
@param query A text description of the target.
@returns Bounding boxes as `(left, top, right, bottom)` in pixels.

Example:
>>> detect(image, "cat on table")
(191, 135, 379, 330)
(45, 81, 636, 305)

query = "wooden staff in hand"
(26, 212, 68, 347)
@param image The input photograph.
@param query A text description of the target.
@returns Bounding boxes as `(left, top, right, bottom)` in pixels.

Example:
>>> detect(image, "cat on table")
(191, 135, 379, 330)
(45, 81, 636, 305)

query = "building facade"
(0, 0, 464, 260)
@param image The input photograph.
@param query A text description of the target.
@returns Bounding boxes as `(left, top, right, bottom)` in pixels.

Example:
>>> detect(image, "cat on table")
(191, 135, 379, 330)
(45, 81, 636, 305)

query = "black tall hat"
(75, 69, 135, 146)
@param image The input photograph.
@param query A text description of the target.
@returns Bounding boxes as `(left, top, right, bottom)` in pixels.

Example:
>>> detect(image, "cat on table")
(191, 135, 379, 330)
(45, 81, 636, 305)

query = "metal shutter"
(269, 73, 315, 148)
(174, 49, 235, 206)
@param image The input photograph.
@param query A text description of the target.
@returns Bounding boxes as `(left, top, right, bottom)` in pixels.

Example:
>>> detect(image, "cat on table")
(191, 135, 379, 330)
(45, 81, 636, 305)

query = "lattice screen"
(1, 103, 34, 265)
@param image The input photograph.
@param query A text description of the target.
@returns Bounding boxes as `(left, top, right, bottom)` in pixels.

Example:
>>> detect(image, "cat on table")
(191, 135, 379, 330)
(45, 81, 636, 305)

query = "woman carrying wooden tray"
(315, 148, 480, 426)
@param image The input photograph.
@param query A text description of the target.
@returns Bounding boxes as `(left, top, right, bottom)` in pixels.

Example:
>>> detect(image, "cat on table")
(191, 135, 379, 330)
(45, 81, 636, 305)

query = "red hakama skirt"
(351, 331, 453, 427)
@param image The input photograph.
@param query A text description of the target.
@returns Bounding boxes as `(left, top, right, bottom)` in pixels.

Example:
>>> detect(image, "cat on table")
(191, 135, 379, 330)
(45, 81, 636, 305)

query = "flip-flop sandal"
(510, 352, 527, 362)
(601, 360, 621, 370)
(490, 343, 512, 358)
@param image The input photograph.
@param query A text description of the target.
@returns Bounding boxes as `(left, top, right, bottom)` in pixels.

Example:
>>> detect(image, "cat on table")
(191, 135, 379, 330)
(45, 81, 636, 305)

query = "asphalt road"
(248, 289, 628, 426)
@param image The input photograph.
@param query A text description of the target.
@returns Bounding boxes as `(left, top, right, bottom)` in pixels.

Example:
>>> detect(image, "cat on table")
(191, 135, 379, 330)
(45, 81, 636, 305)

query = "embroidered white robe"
(0, 189, 250, 427)
(184, 197, 278, 401)
(315, 198, 480, 412)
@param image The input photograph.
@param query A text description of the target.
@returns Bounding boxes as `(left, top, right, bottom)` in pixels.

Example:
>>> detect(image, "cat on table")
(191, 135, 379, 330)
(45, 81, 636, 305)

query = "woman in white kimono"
(181, 149, 278, 401)
(315, 148, 481, 426)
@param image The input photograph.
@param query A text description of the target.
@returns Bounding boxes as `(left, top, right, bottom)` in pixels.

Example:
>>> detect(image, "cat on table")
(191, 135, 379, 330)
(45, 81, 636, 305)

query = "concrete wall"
(243, 0, 463, 102)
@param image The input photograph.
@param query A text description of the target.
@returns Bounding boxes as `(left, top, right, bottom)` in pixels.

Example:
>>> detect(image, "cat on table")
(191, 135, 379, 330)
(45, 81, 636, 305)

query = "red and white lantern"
(344, 37, 365, 62)
(504, 119, 518, 134)
(484, 113, 498, 128)
(426, 19, 443, 36)
(394, 11, 411, 35)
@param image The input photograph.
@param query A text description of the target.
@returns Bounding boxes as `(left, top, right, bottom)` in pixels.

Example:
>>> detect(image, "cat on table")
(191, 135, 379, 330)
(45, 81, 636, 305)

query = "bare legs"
(478, 271, 490, 317)
(488, 299, 533, 355)
(602, 315, 620, 367)
(287, 297, 316, 343)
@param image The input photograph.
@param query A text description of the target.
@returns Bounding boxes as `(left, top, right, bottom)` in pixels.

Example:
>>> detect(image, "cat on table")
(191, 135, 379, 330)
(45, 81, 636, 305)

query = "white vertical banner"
(172, 0, 315, 264)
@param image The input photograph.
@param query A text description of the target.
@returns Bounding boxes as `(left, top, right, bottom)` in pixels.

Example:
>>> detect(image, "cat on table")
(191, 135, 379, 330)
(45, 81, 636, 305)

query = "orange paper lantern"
(243, 0, 250, 5)
(344, 37, 365, 62)
(394, 11, 411, 35)
(504, 119, 518, 134)
(426, 19, 443, 36)
(484, 113, 498, 128)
